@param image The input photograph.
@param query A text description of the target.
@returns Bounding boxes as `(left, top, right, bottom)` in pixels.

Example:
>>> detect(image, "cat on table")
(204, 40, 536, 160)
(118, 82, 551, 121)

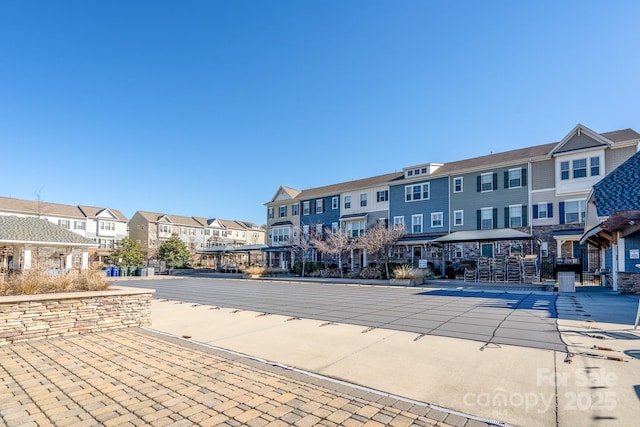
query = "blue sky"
(1, 1, 639, 226)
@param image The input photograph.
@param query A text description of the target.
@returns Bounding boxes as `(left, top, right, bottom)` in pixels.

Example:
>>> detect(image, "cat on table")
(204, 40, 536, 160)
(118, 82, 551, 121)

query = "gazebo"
(0, 216, 98, 273)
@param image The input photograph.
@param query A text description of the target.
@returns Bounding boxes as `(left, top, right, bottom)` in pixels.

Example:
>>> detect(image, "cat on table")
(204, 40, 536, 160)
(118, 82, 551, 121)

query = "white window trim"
(453, 210, 463, 226)
(411, 214, 423, 234)
(431, 212, 443, 228)
(303, 201, 310, 215)
(481, 173, 493, 192)
(508, 168, 522, 189)
(481, 207, 493, 230)
(509, 204, 523, 227)
(332, 196, 338, 210)
(453, 177, 463, 193)
(393, 216, 405, 230)
(537, 202, 548, 219)
(404, 182, 430, 202)
(316, 199, 323, 214)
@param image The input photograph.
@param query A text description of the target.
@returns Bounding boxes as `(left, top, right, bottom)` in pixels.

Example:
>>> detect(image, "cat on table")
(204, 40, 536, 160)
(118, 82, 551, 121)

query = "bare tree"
(314, 228, 352, 278)
(357, 222, 406, 279)
(290, 226, 316, 277)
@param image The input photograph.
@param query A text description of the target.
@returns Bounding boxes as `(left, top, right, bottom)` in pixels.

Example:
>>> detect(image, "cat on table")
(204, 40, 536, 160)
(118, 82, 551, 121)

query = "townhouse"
(0, 196, 127, 267)
(265, 124, 640, 279)
(128, 211, 266, 267)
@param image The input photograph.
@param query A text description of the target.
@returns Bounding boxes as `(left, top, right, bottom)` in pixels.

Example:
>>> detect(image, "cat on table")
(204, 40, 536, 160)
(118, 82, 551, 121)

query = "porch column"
(350, 248, 354, 271)
(612, 243, 618, 291)
(65, 253, 73, 270)
(362, 249, 368, 268)
(81, 248, 89, 270)
(23, 245, 32, 270)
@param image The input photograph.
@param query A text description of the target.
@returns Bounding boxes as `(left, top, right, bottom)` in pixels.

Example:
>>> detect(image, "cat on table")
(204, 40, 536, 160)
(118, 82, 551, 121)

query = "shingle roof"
(134, 211, 203, 227)
(296, 171, 405, 200)
(77, 205, 127, 221)
(601, 128, 640, 143)
(0, 216, 98, 246)
(0, 196, 85, 218)
(592, 151, 640, 216)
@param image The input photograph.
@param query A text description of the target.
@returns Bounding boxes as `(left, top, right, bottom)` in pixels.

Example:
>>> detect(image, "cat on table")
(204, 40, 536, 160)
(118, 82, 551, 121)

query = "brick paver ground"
(0, 328, 491, 427)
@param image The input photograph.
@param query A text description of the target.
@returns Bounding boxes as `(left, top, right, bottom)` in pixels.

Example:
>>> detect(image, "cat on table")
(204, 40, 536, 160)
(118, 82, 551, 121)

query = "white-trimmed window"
(453, 177, 463, 193)
(331, 222, 339, 233)
(344, 196, 351, 209)
(100, 221, 115, 231)
(58, 219, 70, 229)
(344, 220, 365, 237)
(376, 190, 388, 202)
(431, 212, 443, 228)
(480, 173, 494, 192)
(411, 214, 423, 233)
(360, 193, 367, 207)
(268, 207, 274, 219)
(481, 208, 493, 229)
(393, 216, 405, 230)
(303, 225, 310, 236)
(538, 203, 548, 219)
(303, 201, 310, 215)
(315, 224, 323, 235)
(271, 227, 290, 243)
(279, 205, 287, 218)
(316, 199, 324, 214)
(332, 196, 338, 209)
(405, 183, 430, 202)
(573, 159, 587, 178)
(560, 161, 570, 180)
(590, 157, 600, 176)
(74, 221, 85, 230)
(509, 205, 523, 227)
(508, 168, 522, 188)
(159, 224, 171, 234)
(455, 245, 463, 258)
(565, 199, 586, 224)
(292, 203, 299, 216)
(453, 210, 463, 226)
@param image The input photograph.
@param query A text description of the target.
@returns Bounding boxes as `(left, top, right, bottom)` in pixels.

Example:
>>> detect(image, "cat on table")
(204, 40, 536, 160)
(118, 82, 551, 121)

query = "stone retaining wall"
(618, 272, 640, 294)
(0, 286, 154, 344)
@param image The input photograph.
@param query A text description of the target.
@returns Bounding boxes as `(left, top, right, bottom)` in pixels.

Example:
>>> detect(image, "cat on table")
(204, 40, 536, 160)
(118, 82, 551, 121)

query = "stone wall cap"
(0, 286, 154, 304)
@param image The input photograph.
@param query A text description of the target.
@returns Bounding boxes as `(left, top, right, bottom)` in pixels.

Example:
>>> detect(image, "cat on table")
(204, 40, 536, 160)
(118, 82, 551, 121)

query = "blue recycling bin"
(112, 266, 120, 277)
(102, 266, 111, 277)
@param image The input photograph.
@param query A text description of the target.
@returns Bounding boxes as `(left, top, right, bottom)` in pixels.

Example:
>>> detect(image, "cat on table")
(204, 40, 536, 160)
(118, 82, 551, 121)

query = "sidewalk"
(0, 328, 488, 427)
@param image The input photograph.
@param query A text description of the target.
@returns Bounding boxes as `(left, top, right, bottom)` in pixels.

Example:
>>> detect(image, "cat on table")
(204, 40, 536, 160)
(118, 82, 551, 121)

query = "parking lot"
(118, 277, 567, 352)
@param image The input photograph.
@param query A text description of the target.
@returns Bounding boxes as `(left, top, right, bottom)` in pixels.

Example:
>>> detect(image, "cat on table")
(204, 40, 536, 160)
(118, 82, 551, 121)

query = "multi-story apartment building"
(128, 211, 266, 266)
(265, 124, 640, 276)
(0, 196, 127, 266)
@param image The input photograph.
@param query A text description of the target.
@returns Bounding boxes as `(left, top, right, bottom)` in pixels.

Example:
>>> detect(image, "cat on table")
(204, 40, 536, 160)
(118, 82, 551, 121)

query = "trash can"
(102, 266, 111, 277)
(136, 267, 143, 276)
(112, 266, 120, 277)
(147, 267, 154, 277)
(558, 271, 576, 292)
(119, 266, 127, 277)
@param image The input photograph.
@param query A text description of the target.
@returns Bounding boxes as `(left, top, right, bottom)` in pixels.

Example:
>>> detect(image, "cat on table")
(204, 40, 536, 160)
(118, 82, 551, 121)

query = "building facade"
(265, 124, 640, 277)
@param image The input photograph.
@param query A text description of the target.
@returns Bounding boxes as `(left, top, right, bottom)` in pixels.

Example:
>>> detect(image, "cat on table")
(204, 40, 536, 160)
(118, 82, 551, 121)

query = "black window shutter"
(548, 203, 553, 218)
(477, 176, 481, 192)
(492, 173, 498, 190)
(533, 204, 539, 219)
(476, 210, 481, 229)
(522, 205, 528, 227)
(559, 202, 565, 224)
(504, 171, 509, 189)
(522, 168, 527, 186)
(492, 208, 498, 228)
(504, 207, 510, 227)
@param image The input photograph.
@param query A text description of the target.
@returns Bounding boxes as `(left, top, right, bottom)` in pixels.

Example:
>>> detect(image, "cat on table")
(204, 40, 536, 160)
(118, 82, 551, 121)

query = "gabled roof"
(296, 171, 404, 200)
(549, 124, 612, 155)
(0, 216, 98, 246)
(78, 205, 127, 221)
(217, 219, 245, 230)
(592, 151, 640, 217)
(267, 186, 302, 204)
(0, 196, 85, 219)
(134, 211, 202, 227)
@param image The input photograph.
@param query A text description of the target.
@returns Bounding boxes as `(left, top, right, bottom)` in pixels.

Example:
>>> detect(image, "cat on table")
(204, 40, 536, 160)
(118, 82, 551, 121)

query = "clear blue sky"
(1, 1, 639, 226)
